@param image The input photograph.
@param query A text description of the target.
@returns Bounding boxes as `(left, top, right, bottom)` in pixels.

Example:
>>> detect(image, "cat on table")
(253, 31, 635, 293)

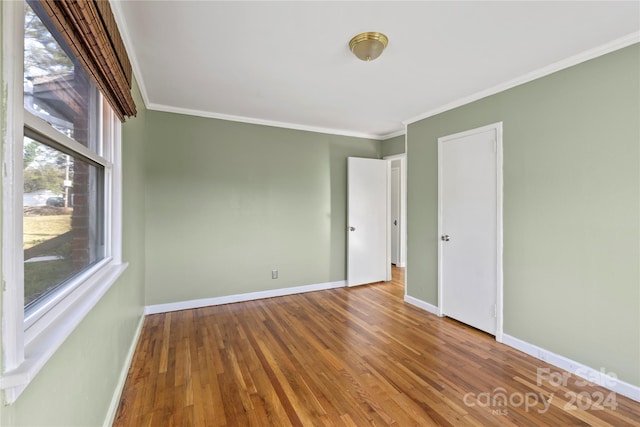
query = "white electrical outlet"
(272, 270, 278, 279)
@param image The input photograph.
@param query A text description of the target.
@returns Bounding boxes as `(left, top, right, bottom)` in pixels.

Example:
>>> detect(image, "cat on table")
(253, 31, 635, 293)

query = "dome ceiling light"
(349, 32, 389, 62)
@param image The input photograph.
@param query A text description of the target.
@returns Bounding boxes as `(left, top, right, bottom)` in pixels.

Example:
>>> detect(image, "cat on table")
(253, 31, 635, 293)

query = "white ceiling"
(112, 1, 640, 139)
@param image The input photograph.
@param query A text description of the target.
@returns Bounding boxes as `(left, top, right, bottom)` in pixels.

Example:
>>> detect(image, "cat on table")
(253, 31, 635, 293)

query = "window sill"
(0, 262, 128, 404)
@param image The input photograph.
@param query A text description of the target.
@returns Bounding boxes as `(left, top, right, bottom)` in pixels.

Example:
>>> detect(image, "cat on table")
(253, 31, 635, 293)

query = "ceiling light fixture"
(349, 32, 388, 62)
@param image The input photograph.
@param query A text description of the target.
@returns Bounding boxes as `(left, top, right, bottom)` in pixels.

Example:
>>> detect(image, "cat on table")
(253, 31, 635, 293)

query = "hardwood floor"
(114, 267, 640, 426)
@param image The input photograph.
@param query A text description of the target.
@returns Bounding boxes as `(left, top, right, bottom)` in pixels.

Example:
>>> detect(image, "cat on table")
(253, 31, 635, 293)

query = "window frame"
(0, 0, 127, 404)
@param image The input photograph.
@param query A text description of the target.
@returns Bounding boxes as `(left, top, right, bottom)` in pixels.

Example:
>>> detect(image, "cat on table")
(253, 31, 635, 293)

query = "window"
(23, 2, 100, 149)
(1, 0, 127, 403)
(23, 136, 106, 317)
(23, 2, 107, 322)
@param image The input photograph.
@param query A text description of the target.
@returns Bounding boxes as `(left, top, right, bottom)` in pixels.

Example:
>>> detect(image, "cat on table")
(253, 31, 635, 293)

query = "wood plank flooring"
(114, 267, 640, 426)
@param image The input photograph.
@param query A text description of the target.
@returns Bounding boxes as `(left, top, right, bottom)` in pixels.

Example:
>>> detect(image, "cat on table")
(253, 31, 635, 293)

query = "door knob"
(441, 235, 450, 241)
(348, 226, 356, 231)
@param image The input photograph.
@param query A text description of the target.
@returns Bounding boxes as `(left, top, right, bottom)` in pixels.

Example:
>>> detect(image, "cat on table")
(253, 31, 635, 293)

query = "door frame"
(437, 122, 504, 342)
(383, 154, 407, 268)
(390, 166, 400, 265)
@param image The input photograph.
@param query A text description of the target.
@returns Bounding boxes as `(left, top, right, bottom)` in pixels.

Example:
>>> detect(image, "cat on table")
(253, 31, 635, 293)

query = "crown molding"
(110, 0, 152, 108)
(147, 102, 398, 140)
(110, 2, 636, 141)
(379, 128, 406, 140)
(404, 32, 640, 126)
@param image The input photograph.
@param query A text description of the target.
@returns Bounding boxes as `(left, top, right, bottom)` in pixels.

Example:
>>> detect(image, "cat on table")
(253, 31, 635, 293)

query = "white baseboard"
(144, 280, 347, 315)
(103, 314, 145, 427)
(404, 295, 442, 317)
(502, 334, 640, 403)
(400, 299, 639, 403)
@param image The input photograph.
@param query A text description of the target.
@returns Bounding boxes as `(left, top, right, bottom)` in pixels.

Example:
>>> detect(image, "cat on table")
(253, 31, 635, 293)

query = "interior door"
(439, 125, 500, 335)
(347, 157, 390, 286)
(390, 167, 400, 265)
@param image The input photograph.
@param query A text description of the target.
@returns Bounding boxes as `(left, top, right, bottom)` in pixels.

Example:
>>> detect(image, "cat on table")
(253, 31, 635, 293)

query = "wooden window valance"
(38, 0, 137, 121)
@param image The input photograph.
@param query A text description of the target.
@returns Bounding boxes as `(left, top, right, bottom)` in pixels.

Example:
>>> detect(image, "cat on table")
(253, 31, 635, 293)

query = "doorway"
(391, 166, 400, 265)
(438, 123, 503, 340)
(346, 154, 406, 287)
(383, 154, 406, 268)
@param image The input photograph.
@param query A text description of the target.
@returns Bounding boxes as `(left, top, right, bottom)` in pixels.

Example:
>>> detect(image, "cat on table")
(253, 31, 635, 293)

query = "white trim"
(0, 263, 128, 403)
(110, 113, 124, 265)
(382, 129, 406, 139)
(495, 125, 504, 343)
(145, 280, 347, 315)
(24, 258, 113, 332)
(436, 133, 442, 316)
(146, 103, 396, 140)
(404, 126, 408, 154)
(383, 154, 406, 160)
(102, 314, 145, 427)
(502, 334, 640, 403)
(24, 112, 110, 168)
(385, 161, 392, 281)
(2, 0, 26, 377)
(389, 165, 400, 266)
(404, 295, 442, 317)
(437, 122, 504, 341)
(108, 0, 151, 110)
(401, 146, 407, 268)
(404, 32, 640, 126)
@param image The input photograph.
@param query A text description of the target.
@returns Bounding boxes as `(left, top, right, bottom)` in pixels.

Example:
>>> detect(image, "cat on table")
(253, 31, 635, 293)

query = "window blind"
(38, 0, 137, 121)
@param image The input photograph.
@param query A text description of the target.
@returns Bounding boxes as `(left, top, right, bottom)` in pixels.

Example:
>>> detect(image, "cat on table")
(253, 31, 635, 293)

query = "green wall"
(144, 112, 381, 305)
(407, 44, 640, 386)
(381, 134, 406, 157)
(0, 72, 147, 426)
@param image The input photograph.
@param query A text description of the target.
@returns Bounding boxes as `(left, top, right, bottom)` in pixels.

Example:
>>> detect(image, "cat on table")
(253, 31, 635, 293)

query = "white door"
(439, 123, 502, 336)
(347, 157, 390, 286)
(390, 167, 400, 265)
